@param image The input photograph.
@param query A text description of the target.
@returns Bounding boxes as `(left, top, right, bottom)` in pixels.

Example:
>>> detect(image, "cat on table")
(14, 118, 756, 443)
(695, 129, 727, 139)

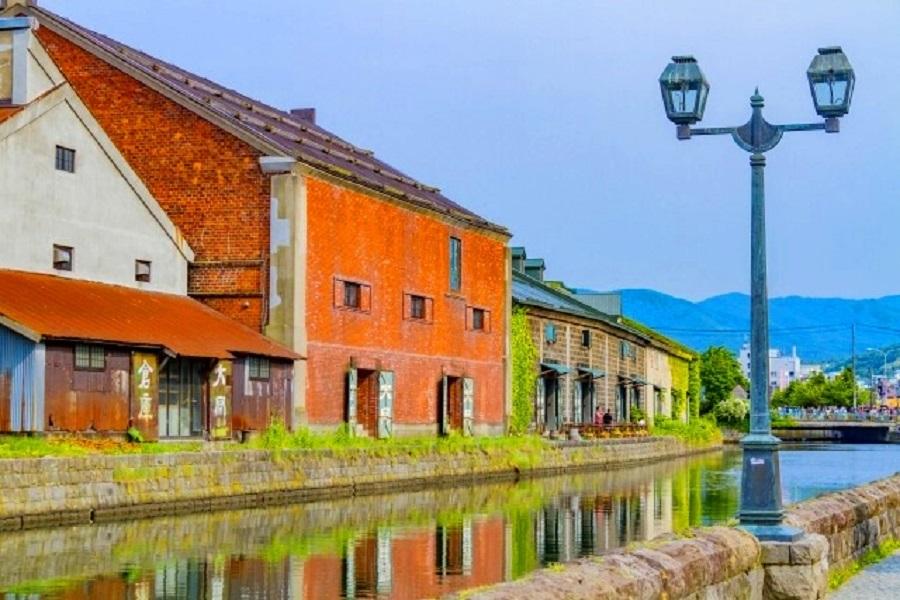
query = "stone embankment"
(0, 436, 714, 531)
(456, 527, 763, 599)
(454, 472, 900, 600)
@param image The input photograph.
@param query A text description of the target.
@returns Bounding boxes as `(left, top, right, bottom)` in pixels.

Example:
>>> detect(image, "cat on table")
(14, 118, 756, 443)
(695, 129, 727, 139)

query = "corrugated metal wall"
(0, 326, 44, 432)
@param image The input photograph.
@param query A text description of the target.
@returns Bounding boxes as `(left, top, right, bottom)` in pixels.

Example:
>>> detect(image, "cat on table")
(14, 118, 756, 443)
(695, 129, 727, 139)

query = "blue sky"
(41, 1, 900, 300)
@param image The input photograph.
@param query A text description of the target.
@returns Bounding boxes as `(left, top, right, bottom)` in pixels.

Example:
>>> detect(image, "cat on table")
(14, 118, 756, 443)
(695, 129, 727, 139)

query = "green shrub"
(510, 307, 537, 435)
(126, 427, 145, 443)
(712, 397, 749, 425)
(651, 416, 722, 447)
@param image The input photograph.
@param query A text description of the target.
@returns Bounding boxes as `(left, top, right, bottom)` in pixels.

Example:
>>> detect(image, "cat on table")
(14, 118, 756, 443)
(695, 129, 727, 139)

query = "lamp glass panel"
(814, 80, 846, 108)
(669, 87, 698, 114)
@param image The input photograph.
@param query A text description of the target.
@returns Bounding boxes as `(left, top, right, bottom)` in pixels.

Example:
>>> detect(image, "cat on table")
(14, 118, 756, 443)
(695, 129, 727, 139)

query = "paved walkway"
(830, 550, 900, 598)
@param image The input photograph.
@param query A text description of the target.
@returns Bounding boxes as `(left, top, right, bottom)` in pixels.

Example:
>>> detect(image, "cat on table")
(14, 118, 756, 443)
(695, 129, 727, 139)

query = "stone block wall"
(785, 471, 900, 572)
(0, 436, 709, 530)
(453, 527, 762, 600)
(454, 472, 900, 599)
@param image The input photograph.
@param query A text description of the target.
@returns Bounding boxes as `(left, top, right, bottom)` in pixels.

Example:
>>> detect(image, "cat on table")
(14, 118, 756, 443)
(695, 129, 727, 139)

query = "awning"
(618, 374, 648, 385)
(540, 362, 570, 376)
(577, 367, 606, 379)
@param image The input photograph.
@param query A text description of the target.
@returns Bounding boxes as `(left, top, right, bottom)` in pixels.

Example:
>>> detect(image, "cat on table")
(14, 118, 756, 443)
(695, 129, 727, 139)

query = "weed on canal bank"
(828, 537, 900, 590)
(0, 418, 719, 459)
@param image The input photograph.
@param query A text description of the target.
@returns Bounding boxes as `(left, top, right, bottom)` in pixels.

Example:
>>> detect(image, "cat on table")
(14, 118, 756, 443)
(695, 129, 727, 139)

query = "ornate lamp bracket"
(686, 89, 826, 152)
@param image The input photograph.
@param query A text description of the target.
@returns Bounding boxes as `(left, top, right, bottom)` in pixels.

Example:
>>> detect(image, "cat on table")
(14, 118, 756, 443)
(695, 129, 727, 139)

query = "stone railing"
(452, 527, 762, 599)
(455, 472, 900, 599)
(0, 436, 713, 531)
(785, 472, 900, 572)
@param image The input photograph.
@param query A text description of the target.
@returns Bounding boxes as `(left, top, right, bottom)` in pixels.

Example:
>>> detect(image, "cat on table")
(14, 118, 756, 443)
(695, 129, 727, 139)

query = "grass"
(242, 420, 550, 460)
(828, 537, 900, 590)
(0, 435, 201, 459)
(0, 423, 548, 460)
(650, 416, 723, 447)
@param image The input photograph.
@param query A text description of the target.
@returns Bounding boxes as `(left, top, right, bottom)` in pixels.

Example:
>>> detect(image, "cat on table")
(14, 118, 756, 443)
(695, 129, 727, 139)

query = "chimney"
(510, 246, 526, 273)
(0, 15, 37, 105)
(523, 258, 546, 282)
(290, 107, 316, 124)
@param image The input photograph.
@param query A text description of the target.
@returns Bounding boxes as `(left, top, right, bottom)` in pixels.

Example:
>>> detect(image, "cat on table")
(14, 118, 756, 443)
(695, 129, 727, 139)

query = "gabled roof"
(0, 82, 195, 264)
(21, 5, 508, 236)
(0, 269, 300, 360)
(512, 270, 649, 342)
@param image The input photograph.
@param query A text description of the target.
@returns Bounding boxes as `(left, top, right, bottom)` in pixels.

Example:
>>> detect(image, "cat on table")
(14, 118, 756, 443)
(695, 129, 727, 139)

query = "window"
(467, 306, 490, 332)
(472, 308, 485, 330)
(410, 294, 426, 319)
(449, 236, 462, 292)
(0, 31, 11, 102)
(620, 341, 636, 360)
(55, 146, 76, 173)
(545, 323, 557, 344)
(74, 344, 104, 370)
(135, 260, 152, 283)
(344, 281, 361, 309)
(334, 278, 371, 312)
(53, 244, 73, 271)
(581, 329, 591, 348)
(248, 356, 270, 380)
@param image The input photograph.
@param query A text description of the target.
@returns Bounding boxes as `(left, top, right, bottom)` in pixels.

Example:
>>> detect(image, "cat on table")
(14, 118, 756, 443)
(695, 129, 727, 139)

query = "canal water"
(1, 444, 897, 599)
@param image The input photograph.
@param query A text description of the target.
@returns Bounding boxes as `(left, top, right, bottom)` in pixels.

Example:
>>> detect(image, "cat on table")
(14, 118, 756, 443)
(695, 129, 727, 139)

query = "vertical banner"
(347, 368, 358, 432)
(377, 371, 394, 439)
(462, 377, 475, 436)
(209, 360, 232, 440)
(131, 352, 159, 441)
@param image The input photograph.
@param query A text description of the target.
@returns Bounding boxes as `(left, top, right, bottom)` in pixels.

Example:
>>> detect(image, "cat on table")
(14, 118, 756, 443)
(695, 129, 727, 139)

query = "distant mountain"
(620, 289, 900, 364)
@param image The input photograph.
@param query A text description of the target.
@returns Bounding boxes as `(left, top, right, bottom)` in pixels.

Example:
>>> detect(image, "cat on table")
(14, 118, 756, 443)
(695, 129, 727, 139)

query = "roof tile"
(30, 6, 508, 235)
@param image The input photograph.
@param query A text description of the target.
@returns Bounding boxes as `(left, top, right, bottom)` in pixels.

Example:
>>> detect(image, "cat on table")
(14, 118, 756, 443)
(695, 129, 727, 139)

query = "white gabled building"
(0, 17, 193, 293)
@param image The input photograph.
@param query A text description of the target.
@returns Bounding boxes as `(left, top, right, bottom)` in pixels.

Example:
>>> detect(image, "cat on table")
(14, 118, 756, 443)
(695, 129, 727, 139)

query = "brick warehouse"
(5, 2, 512, 436)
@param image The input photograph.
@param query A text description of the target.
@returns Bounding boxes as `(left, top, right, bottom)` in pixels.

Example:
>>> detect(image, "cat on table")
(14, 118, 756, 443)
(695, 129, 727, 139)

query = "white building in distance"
(738, 343, 822, 392)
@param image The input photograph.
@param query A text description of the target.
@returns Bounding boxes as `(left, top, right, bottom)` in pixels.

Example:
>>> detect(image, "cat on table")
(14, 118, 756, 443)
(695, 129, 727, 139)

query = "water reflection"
(1, 444, 897, 599)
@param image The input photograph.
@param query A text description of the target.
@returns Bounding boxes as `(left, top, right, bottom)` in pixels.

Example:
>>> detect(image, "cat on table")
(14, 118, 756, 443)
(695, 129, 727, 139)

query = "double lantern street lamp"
(658, 48, 855, 541)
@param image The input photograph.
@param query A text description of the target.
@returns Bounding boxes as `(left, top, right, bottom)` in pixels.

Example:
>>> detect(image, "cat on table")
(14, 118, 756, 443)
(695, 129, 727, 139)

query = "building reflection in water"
(0, 452, 738, 600)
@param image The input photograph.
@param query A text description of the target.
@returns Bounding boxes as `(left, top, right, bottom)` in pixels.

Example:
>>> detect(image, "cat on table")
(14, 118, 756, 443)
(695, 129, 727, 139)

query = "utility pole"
(851, 323, 857, 409)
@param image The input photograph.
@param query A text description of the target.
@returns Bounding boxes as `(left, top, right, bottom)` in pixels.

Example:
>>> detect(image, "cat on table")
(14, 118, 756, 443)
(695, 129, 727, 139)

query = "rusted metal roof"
(0, 270, 301, 360)
(27, 5, 509, 236)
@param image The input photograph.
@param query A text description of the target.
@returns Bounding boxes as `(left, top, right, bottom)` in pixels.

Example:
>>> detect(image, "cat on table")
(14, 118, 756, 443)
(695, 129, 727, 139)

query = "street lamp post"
(658, 48, 855, 542)
(867, 348, 888, 405)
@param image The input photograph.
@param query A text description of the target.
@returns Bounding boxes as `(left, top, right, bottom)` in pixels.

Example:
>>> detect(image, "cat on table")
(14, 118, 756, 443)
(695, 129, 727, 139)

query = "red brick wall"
(37, 28, 269, 331)
(305, 176, 508, 430)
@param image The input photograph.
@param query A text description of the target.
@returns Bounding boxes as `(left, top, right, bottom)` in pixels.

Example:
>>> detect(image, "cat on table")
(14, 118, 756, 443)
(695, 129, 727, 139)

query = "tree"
(699, 346, 747, 414)
(771, 367, 869, 408)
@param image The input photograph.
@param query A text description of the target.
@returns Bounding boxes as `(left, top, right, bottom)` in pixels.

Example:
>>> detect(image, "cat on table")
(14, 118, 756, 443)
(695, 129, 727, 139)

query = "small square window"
(55, 146, 76, 173)
(135, 260, 151, 283)
(75, 344, 104, 370)
(545, 323, 557, 344)
(248, 356, 270, 380)
(581, 329, 591, 348)
(410, 294, 426, 320)
(343, 281, 361, 309)
(472, 308, 485, 331)
(53, 244, 73, 271)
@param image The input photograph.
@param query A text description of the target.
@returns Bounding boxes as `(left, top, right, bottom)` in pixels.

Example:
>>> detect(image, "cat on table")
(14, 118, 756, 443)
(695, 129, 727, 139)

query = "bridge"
(773, 421, 897, 443)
